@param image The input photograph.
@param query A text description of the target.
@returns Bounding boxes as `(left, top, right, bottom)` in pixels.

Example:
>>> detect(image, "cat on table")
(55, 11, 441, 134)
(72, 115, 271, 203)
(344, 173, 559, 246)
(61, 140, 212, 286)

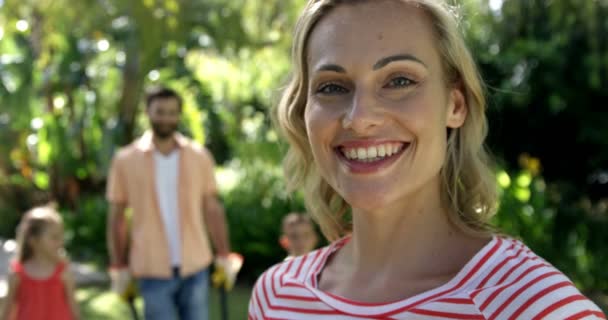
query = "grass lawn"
(77, 285, 251, 320)
(29, 284, 608, 318)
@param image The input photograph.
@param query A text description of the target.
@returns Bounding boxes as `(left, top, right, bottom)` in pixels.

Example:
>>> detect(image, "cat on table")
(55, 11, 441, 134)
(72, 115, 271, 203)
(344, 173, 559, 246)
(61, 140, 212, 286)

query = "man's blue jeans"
(138, 267, 209, 320)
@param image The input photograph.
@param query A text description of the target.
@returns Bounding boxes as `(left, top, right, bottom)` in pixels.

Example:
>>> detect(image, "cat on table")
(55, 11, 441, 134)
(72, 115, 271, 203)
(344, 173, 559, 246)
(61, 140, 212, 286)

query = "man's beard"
(151, 122, 178, 139)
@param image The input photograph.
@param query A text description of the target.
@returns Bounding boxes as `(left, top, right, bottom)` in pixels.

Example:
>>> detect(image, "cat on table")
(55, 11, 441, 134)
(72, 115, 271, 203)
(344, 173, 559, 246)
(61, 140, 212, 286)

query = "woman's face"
(304, 0, 467, 212)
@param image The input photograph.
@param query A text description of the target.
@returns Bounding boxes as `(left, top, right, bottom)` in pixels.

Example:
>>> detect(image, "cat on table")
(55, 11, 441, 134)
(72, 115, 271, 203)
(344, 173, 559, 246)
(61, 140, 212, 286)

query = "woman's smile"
(335, 140, 411, 174)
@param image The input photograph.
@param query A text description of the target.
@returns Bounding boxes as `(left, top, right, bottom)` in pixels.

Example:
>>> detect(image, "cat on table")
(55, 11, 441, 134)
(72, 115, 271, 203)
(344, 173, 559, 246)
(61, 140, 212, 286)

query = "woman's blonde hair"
(16, 205, 63, 262)
(275, 0, 497, 241)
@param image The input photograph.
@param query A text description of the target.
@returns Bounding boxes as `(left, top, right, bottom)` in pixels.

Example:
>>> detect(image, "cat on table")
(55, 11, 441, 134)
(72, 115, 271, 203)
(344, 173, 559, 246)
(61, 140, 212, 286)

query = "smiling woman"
(248, 0, 606, 319)
(282, 1, 497, 244)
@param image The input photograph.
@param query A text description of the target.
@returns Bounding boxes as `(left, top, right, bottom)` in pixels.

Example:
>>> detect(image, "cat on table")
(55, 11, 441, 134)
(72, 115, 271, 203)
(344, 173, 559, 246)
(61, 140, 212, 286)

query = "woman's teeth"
(341, 143, 404, 162)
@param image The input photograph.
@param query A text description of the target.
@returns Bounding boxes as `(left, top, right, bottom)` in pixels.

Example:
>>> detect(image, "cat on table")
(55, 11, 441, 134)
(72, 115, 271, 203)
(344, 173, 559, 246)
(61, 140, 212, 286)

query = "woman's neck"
(348, 190, 457, 278)
(323, 178, 490, 302)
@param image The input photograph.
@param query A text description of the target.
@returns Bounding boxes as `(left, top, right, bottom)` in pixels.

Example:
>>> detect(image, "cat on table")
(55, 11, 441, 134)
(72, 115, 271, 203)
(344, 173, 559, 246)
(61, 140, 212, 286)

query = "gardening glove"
(109, 267, 132, 298)
(212, 253, 243, 291)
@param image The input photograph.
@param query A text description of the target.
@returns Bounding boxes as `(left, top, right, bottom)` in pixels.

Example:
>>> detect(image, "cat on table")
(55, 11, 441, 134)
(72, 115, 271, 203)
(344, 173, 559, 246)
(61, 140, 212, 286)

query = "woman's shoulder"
(249, 245, 336, 318)
(252, 244, 334, 290)
(477, 236, 578, 286)
(469, 236, 605, 319)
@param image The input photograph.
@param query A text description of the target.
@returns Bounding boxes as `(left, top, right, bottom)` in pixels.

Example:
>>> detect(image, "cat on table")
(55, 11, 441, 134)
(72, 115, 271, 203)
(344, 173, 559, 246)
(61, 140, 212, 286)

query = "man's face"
(147, 97, 181, 139)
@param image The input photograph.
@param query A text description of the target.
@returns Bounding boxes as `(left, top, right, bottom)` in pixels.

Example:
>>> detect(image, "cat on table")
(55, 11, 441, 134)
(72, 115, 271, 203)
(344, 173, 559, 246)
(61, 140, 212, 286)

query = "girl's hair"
(275, 0, 497, 241)
(16, 205, 63, 262)
(282, 212, 314, 233)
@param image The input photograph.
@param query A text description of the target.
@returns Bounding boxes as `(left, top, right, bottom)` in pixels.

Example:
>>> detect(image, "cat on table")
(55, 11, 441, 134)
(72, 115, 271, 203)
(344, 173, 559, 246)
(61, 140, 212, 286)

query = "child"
(0, 206, 80, 320)
(279, 212, 318, 260)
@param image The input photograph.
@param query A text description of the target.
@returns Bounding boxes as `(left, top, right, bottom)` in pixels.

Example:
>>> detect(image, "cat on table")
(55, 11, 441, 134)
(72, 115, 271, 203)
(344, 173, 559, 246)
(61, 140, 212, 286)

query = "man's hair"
(145, 86, 183, 111)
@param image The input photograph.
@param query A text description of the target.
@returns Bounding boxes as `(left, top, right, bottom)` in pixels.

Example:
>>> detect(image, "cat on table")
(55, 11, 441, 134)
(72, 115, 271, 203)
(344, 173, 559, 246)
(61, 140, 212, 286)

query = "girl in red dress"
(1, 205, 79, 320)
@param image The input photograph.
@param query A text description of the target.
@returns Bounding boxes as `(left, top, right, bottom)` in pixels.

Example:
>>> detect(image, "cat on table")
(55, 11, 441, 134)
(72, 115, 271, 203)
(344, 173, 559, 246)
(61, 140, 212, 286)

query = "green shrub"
(220, 159, 307, 283)
(61, 194, 109, 265)
(494, 160, 608, 292)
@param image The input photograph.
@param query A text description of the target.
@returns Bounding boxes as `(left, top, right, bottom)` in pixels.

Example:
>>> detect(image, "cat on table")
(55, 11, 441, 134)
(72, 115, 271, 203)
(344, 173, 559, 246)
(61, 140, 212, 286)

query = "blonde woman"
(249, 0, 605, 319)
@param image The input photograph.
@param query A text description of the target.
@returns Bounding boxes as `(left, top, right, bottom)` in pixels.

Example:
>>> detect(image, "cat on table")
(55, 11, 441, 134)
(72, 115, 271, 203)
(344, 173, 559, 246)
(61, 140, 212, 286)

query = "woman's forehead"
(307, 1, 440, 71)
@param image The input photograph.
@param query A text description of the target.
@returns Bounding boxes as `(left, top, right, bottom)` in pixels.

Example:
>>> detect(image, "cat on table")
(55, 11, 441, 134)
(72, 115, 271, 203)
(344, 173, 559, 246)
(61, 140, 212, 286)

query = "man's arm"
(202, 194, 230, 256)
(107, 202, 129, 267)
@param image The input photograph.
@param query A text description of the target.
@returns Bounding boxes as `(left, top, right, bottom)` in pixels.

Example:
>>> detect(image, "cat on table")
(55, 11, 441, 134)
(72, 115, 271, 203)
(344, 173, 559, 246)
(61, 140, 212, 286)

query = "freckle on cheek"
(377, 33, 384, 40)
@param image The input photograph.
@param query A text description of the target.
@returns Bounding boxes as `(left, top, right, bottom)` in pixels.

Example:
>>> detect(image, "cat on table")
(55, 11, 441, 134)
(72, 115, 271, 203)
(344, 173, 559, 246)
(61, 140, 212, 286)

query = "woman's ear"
(446, 86, 467, 129)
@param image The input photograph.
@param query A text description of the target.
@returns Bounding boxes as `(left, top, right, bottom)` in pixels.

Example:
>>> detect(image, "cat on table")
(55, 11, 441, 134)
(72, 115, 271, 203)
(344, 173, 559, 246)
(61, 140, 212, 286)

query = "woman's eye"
(385, 76, 416, 88)
(316, 83, 348, 95)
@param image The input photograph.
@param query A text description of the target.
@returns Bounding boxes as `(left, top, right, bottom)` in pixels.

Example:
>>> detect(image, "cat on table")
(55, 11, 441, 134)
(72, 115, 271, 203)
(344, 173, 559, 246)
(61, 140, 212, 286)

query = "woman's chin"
(342, 191, 391, 213)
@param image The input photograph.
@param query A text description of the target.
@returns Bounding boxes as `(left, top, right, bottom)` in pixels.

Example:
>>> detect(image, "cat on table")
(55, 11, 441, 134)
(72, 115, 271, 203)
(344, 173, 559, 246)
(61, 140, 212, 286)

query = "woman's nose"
(342, 89, 384, 134)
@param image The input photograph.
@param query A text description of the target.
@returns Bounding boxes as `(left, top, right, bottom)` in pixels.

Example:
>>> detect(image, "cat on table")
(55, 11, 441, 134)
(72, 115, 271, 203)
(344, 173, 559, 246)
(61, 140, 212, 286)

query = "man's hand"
(109, 267, 132, 297)
(211, 253, 243, 291)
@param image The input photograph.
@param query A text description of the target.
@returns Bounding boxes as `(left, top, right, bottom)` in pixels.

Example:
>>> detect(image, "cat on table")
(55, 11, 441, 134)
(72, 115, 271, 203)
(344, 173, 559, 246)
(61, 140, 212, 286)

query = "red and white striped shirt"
(249, 236, 605, 319)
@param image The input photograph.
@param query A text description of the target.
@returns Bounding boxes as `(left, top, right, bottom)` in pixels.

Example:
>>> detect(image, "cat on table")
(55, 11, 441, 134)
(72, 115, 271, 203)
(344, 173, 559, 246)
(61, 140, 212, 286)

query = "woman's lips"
(335, 141, 410, 174)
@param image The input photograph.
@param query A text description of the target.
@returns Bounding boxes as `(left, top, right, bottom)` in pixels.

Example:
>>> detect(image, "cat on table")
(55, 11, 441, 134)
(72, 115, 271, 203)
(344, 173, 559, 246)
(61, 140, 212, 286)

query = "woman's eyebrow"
(373, 54, 427, 70)
(315, 64, 347, 73)
(313, 53, 427, 74)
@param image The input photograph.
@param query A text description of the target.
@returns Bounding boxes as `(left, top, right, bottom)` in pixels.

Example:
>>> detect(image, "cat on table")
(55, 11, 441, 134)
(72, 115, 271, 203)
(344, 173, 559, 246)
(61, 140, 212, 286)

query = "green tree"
(464, 0, 608, 293)
(0, 0, 305, 264)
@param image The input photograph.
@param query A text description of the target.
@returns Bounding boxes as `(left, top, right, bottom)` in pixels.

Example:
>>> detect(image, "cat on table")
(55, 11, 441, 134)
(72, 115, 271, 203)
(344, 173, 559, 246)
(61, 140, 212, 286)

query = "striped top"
(249, 236, 605, 319)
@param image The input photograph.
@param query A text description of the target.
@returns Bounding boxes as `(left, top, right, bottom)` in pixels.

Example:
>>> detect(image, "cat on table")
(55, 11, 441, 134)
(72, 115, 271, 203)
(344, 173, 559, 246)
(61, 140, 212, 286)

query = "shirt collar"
(136, 130, 188, 153)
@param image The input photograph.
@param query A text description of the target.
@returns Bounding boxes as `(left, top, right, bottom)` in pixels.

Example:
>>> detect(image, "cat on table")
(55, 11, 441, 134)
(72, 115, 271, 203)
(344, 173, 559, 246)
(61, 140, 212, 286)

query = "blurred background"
(0, 0, 606, 318)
